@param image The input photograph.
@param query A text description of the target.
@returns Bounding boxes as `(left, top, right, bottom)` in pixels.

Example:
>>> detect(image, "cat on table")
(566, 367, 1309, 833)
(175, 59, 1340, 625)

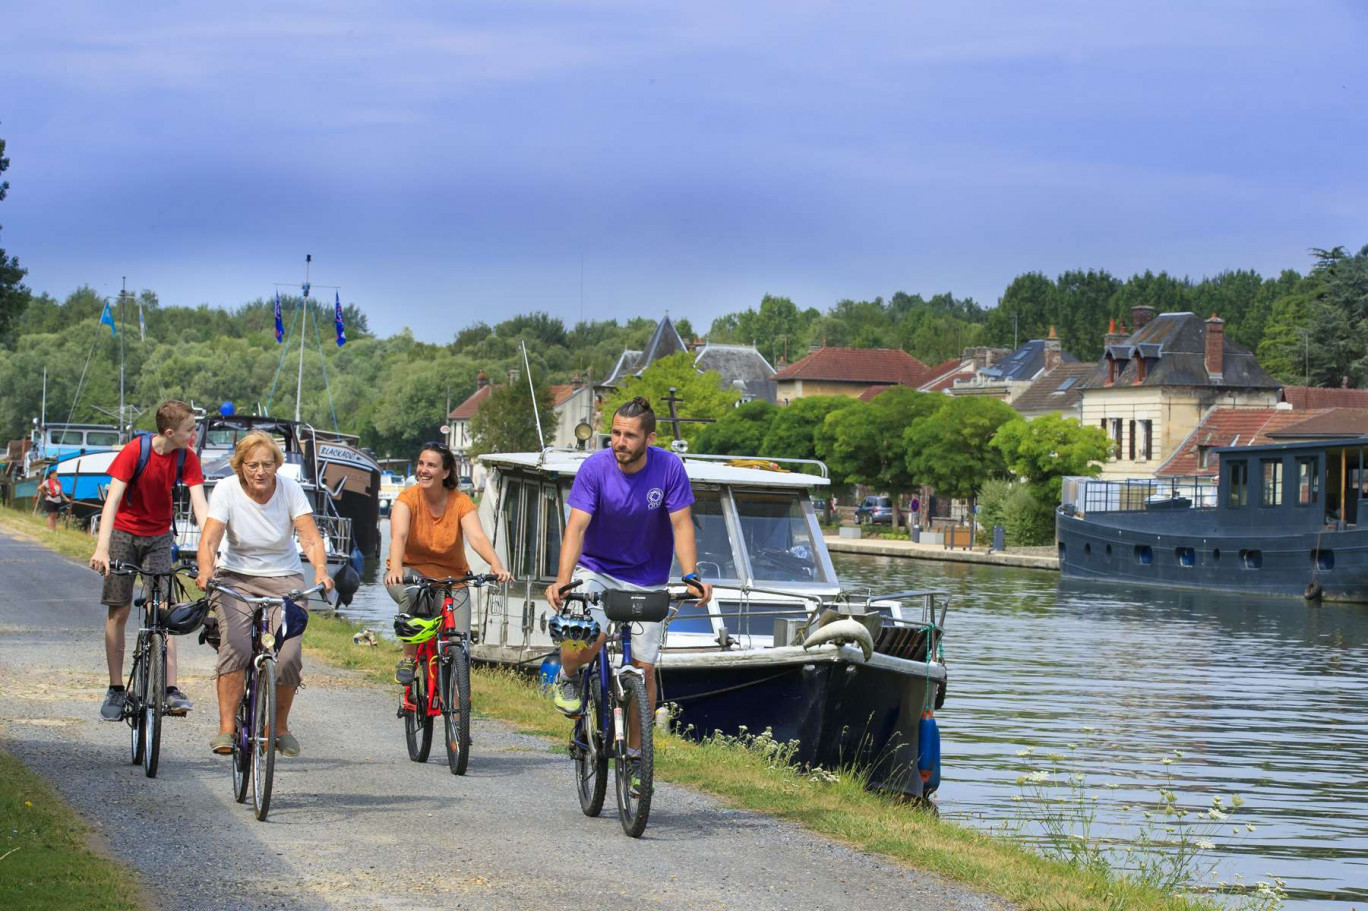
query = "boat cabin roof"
(1215, 435, 1368, 458)
(481, 449, 829, 489)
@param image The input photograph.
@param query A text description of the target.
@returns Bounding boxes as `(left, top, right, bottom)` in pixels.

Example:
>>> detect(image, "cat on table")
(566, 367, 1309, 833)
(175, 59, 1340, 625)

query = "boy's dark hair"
(155, 400, 195, 434)
(614, 396, 656, 435)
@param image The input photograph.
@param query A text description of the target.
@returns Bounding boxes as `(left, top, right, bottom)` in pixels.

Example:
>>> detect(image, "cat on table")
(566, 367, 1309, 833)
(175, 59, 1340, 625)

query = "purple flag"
(274, 291, 284, 343)
(334, 292, 346, 347)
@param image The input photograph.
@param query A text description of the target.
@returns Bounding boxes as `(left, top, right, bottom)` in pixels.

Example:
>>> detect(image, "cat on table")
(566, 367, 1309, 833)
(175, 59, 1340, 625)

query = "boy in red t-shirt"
(90, 401, 209, 721)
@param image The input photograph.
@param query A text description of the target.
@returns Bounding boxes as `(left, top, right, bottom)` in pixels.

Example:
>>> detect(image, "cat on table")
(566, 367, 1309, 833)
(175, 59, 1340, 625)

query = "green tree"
(818, 387, 942, 525)
(1302, 246, 1368, 388)
(990, 414, 1112, 503)
(0, 134, 29, 348)
(761, 395, 860, 460)
(599, 351, 740, 446)
(469, 368, 556, 456)
(902, 396, 1017, 500)
(693, 400, 777, 455)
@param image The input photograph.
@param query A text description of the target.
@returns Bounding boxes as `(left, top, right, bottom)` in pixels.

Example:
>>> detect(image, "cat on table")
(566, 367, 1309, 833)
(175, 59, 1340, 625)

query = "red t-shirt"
(108, 439, 205, 536)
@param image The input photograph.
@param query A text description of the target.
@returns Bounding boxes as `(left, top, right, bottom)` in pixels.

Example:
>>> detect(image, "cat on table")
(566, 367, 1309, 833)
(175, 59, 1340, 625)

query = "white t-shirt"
(207, 474, 314, 576)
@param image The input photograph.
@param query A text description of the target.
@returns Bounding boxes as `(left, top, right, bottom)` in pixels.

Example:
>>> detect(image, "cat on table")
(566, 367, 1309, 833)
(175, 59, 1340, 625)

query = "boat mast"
(295, 255, 311, 424)
(40, 367, 46, 428)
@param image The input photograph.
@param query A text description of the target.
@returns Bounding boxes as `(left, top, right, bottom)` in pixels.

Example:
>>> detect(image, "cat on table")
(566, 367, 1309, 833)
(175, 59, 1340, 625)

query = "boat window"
(541, 485, 562, 580)
(503, 480, 523, 560)
(1261, 460, 1283, 507)
(681, 490, 737, 581)
(1297, 457, 1320, 506)
(49, 430, 86, 445)
(1240, 549, 1262, 570)
(1227, 460, 1248, 508)
(86, 431, 119, 447)
(521, 483, 542, 580)
(733, 490, 828, 584)
(1175, 547, 1195, 567)
(1134, 545, 1153, 565)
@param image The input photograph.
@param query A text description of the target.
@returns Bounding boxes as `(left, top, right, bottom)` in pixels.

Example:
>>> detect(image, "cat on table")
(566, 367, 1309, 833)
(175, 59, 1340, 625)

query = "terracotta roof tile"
(772, 347, 930, 385)
(1280, 386, 1368, 409)
(448, 385, 493, 420)
(1156, 408, 1330, 477)
(858, 384, 895, 402)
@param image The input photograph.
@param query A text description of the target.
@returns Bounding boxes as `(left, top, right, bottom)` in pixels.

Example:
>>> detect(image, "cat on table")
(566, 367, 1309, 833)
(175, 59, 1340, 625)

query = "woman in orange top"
(385, 441, 512, 685)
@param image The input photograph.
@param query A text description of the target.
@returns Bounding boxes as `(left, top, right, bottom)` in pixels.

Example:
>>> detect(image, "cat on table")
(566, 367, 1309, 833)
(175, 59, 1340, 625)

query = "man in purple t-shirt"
(545, 396, 713, 720)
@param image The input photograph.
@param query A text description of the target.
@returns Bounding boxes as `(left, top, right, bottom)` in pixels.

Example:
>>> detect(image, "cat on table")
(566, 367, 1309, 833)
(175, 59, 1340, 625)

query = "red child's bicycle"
(398, 573, 500, 775)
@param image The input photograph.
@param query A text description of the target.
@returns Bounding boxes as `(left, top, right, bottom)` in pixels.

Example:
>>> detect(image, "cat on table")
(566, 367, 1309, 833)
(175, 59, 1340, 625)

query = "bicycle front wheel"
(443, 648, 472, 776)
(143, 632, 165, 779)
(613, 674, 654, 838)
(574, 670, 607, 817)
(252, 660, 277, 821)
(232, 682, 251, 804)
(404, 665, 433, 763)
(128, 643, 146, 766)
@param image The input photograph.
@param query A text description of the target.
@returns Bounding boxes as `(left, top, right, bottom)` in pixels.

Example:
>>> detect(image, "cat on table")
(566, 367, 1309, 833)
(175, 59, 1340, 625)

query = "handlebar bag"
(601, 589, 670, 623)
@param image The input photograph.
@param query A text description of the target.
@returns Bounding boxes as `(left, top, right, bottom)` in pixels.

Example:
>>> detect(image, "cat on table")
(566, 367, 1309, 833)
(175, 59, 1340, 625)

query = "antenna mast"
(296, 255, 311, 424)
(521, 340, 545, 449)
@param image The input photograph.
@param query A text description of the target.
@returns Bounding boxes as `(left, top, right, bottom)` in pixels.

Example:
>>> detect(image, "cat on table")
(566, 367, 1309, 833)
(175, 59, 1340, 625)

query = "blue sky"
(3, 1, 1365, 338)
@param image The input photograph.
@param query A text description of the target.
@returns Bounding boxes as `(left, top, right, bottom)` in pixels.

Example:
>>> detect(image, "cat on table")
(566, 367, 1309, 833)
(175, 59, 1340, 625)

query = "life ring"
(1304, 581, 1323, 601)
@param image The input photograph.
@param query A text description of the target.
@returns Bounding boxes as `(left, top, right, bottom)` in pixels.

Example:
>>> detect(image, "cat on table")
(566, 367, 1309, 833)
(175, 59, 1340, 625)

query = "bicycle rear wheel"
(143, 632, 165, 778)
(574, 668, 607, 817)
(232, 681, 251, 804)
(613, 674, 653, 838)
(404, 663, 434, 762)
(443, 647, 472, 776)
(252, 660, 277, 821)
(128, 643, 146, 766)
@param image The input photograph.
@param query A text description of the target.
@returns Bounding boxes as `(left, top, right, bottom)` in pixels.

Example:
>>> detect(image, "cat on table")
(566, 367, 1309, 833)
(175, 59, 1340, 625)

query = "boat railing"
(1061, 475, 1218, 517)
(173, 503, 352, 561)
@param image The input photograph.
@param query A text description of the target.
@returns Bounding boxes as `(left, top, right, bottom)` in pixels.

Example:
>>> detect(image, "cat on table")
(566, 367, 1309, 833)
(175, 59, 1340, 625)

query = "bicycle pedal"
(165, 707, 189, 717)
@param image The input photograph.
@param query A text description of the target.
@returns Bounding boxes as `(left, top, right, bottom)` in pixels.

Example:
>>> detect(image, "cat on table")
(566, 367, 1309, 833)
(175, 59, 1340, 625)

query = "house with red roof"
(1157, 407, 1368, 477)
(446, 370, 596, 479)
(771, 346, 931, 404)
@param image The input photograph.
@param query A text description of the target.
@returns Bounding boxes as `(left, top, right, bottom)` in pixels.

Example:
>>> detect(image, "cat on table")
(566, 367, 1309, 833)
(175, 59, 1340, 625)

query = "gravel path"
(0, 529, 1010, 911)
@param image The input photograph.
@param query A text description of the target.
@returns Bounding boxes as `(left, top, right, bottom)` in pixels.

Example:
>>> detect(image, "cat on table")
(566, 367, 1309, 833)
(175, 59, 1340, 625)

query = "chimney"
(1205, 314, 1225, 380)
(1131, 306, 1156, 331)
(1043, 326, 1062, 373)
(507, 368, 519, 386)
(476, 369, 489, 388)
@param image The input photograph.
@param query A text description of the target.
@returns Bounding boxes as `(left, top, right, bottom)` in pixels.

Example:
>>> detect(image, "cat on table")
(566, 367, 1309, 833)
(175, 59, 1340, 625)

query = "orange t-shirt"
(396, 486, 478, 580)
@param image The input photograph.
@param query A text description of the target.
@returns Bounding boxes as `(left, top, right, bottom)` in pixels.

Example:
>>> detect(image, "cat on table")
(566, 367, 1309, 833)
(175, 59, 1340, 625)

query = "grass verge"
(0, 748, 144, 910)
(0, 503, 96, 563)
(305, 613, 1225, 911)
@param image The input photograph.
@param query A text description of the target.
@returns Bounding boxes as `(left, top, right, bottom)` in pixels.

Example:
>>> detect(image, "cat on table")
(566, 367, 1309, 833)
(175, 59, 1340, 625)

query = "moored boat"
(1058, 437, 1368, 601)
(462, 446, 948, 799)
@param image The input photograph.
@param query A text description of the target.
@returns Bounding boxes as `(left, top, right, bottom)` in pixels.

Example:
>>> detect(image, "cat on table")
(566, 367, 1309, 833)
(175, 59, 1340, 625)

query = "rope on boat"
(264, 300, 302, 414)
(309, 298, 341, 434)
(60, 319, 104, 432)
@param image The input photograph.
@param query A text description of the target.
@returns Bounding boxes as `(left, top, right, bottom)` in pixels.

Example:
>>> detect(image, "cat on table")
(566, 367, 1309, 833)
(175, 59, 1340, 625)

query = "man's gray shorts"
(572, 567, 666, 665)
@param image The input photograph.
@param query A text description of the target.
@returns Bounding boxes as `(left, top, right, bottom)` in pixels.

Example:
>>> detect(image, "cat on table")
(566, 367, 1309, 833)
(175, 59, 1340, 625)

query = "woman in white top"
(196, 431, 333, 758)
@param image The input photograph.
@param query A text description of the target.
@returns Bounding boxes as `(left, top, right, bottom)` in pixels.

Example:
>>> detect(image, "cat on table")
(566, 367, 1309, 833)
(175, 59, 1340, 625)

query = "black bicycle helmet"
(333, 563, 361, 607)
(199, 613, 221, 650)
(161, 599, 210, 636)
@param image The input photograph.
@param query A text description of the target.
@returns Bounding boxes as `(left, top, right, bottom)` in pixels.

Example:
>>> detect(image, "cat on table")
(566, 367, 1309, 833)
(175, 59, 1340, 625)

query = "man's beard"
(614, 443, 644, 465)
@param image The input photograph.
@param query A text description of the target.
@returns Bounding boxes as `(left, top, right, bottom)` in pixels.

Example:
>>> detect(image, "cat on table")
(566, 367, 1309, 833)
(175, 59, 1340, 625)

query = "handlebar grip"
(558, 579, 583, 597)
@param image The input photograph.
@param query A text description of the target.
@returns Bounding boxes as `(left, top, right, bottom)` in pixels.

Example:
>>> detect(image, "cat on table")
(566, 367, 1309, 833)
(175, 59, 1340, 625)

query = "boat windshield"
(734, 490, 827, 584)
(689, 490, 737, 580)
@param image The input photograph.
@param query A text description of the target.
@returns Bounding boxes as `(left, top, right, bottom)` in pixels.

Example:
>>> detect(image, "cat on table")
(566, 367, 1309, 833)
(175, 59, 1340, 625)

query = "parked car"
(855, 495, 901, 526)
(458, 475, 475, 494)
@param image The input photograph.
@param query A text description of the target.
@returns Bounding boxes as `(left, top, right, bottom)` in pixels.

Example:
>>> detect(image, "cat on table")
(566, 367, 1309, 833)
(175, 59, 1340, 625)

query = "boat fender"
(917, 709, 941, 794)
(801, 618, 874, 661)
(1304, 581, 1323, 602)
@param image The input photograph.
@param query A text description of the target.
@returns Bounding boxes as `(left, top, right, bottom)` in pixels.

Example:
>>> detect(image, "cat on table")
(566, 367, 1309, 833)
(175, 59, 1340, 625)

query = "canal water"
(338, 538, 1367, 908)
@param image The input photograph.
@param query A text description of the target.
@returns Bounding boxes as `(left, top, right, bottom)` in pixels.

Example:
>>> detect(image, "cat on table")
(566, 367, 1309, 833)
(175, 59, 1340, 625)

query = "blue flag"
(99, 301, 117, 336)
(334, 292, 346, 347)
(274, 291, 284, 343)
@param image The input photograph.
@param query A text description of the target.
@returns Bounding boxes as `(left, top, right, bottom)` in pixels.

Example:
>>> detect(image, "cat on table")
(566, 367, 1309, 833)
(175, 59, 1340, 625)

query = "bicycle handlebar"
(109, 560, 198, 579)
(207, 580, 329, 606)
(556, 576, 705, 607)
(411, 572, 504, 590)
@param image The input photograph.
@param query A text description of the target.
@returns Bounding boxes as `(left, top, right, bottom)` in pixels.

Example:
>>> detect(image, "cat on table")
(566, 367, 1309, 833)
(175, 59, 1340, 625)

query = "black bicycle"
(108, 560, 201, 778)
(208, 579, 326, 821)
(554, 577, 702, 838)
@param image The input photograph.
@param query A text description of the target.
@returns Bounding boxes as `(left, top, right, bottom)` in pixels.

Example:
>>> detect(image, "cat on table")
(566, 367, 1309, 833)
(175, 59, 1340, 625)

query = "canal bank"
(824, 532, 1060, 571)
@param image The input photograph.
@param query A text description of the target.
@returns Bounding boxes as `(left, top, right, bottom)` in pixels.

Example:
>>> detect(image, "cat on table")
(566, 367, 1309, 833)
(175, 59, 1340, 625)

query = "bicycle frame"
(402, 586, 466, 719)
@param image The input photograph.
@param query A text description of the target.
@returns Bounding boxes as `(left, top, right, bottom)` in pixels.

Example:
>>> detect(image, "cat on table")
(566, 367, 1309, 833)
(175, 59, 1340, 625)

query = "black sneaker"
(100, 687, 126, 722)
(165, 686, 192, 716)
(395, 658, 417, 686)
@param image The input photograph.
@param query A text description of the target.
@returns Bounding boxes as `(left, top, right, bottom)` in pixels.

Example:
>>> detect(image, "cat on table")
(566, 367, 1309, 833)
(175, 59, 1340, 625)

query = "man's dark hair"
(614, 396, 656, 435)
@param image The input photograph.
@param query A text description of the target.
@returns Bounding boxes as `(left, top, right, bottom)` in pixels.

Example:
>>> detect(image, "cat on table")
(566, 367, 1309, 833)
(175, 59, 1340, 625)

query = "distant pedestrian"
(36, 469, 71, 531)
(89, 401, 208, 722)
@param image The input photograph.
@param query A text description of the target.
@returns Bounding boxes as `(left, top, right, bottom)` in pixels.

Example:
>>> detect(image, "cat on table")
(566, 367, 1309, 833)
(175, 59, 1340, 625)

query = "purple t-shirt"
(567, 447, 694, 586)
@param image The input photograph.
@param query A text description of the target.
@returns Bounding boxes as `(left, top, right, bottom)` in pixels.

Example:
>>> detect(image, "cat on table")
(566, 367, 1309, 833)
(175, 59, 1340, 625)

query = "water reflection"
(836, 557, 1368, 910)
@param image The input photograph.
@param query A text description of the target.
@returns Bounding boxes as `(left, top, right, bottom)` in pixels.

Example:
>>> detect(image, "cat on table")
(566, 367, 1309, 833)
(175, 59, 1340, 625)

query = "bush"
(976, 479, 1055, 547)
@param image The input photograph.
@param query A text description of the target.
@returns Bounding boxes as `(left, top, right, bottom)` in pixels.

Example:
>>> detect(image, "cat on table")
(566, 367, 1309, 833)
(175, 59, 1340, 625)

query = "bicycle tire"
(443, 646, 472, 776)
(574, 667, 607, 817)
(404, 665, 433, 763)
(614, 673, 653, 838)
(252, 660, 277, 821)
(128, 640, 146, 765)
(143, 632, 165, 778)
(232, 679, 251, 803)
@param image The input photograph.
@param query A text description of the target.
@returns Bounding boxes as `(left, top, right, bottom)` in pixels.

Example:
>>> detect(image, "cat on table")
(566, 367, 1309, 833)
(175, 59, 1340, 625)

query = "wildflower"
(1194, 839, 1215, 850)
(1207, 808, 1228, 821)
(1015, 747, 1034, 756)
(1161, 757, 1173, 765)
(1230, 793, 1245, 808)
(1010, 795, 1023, 802)
(1245, 823, 1257, 832)
(1025, 771, 1050, 783)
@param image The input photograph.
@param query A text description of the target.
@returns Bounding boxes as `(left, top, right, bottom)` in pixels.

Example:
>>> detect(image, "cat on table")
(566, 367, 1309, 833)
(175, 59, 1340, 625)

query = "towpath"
(0, 529, 1008, 911)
